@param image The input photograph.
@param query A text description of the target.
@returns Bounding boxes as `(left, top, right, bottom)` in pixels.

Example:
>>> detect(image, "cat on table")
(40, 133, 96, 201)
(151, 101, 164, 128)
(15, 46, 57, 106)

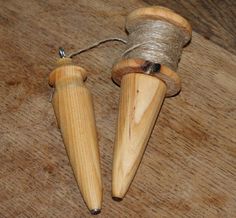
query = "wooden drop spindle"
(112, 6, 192, 199)
(49, 57, 102, 215)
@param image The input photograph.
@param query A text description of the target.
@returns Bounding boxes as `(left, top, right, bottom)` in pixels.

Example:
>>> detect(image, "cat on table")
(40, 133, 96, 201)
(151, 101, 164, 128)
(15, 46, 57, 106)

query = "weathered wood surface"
(0, 0, 235, 217)
(145, 0, 236, 55)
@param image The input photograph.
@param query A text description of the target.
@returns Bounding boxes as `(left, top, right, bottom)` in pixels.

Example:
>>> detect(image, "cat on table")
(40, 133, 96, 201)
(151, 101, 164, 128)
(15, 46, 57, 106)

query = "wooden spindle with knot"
(112, 6, 192, 200)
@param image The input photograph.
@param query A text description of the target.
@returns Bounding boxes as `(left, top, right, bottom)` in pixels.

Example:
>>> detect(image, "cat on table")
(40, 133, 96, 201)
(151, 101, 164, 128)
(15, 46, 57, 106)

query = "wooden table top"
(0, 1, 235, 217)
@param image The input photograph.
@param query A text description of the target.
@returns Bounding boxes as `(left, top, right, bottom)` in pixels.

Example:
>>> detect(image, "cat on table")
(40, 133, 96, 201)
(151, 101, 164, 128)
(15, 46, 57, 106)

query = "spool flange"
(112, 6, 192, 97)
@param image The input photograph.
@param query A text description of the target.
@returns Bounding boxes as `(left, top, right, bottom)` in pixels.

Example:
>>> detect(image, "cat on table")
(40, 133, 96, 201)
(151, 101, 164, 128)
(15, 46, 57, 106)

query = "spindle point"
(112, 196, 123, 202)
(90, 209, 101, 215)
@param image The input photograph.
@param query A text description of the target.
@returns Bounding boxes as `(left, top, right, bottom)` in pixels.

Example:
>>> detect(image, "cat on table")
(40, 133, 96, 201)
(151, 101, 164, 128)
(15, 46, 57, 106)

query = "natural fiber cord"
(122, 20, 186, 71)
(68, 38, 127, 58)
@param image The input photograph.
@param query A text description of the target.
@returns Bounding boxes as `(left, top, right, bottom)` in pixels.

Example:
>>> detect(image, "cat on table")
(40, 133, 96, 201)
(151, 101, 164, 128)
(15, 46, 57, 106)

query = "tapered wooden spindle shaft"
(113, 73, 166, 198)
(49, 58, 102, 214)
(112, 6, 192, 199)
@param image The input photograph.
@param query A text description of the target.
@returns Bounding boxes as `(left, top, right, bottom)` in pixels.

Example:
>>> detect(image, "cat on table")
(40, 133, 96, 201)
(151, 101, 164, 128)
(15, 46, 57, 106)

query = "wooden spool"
(49, 58, 102, 215)
(112, 6, 192, 199)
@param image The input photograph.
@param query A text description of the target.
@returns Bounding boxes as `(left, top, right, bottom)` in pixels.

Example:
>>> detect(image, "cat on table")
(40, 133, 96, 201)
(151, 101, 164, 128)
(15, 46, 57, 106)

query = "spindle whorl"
(112, 6, 192, 97)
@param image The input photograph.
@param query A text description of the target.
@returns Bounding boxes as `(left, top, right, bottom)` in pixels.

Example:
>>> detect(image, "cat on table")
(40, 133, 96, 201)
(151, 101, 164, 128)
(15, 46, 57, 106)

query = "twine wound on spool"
(122, 20, 186, 71)
(58, 19, 186, 75)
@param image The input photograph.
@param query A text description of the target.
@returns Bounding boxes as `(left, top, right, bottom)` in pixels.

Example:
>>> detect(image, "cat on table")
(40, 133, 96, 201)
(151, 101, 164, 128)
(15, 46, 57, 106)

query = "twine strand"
(122, 20, 186, 71)
(63, 20, 185, 72)
(68, 37, 127, 58)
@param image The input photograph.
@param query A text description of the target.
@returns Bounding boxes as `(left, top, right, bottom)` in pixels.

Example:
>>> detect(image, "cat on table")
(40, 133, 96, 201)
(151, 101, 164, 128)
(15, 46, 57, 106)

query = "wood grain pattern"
(0, 0, 235, 217)
(49, 58, 102, 213)
(112, 73, 166, 199)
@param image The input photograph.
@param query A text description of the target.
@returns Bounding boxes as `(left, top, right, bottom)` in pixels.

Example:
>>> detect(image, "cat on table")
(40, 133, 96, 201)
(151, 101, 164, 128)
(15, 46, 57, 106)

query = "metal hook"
(59, 47, 66, 58)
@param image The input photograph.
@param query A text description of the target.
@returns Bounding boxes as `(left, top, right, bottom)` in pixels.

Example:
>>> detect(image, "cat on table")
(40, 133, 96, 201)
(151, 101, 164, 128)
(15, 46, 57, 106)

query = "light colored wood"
(112, 58, 181, 97)
(1, 0, 236, 217)
(112, 73, 166, 199)
(112, 6, 192, 199)
(49, 58, 102, 214)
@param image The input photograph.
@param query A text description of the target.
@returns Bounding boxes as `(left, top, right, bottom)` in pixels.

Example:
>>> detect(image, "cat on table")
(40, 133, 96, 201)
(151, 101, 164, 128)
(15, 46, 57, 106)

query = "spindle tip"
(112, 196, 123, 202)
(90, 208, 101, 215)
